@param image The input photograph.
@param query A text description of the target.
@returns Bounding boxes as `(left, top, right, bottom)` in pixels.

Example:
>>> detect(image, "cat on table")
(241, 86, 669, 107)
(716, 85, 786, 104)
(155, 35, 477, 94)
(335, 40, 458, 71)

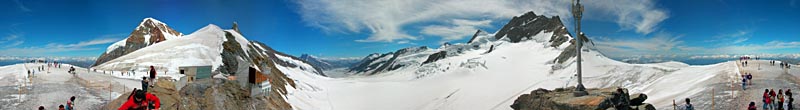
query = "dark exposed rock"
(553, 33, 592, 64)
(422, 51, 447, 65)
(220, 31, 250, 75)
(467, 30, 483, 44)
(249, 41, 325, 76)
(510, 87, 654, 110)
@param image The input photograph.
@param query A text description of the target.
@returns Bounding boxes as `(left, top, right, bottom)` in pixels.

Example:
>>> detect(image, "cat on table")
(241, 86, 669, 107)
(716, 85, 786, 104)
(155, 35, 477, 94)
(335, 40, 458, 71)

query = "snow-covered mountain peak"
(139, 17, 166, 27)
(95, 18, 185, 67)
(192, 24, 223, 34)
(494, 11, 574, 48)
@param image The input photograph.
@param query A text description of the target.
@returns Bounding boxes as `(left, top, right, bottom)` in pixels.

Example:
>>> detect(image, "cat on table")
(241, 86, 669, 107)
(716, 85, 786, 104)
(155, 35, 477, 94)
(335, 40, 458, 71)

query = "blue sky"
(1, 0, 800, 60)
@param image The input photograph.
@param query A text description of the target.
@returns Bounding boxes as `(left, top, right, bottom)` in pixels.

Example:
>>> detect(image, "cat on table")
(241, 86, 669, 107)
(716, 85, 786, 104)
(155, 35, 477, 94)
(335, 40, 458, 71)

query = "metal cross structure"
(572, 0, 588, 97)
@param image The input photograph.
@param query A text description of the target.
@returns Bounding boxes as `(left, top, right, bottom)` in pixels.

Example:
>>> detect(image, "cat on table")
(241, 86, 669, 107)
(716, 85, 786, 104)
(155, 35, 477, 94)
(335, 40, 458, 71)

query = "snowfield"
(272, 31, 747, 110)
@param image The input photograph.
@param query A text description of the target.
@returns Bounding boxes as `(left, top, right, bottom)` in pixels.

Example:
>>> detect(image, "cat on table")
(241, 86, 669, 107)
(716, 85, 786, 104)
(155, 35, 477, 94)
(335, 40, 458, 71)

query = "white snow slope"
(273, 30, 742, 110)
(93, 24, 250, 80)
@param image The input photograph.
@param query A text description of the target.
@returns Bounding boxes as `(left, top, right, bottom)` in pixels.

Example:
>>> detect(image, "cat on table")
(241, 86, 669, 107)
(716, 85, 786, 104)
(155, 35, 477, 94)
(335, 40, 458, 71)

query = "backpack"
(685, 104, 694, 110)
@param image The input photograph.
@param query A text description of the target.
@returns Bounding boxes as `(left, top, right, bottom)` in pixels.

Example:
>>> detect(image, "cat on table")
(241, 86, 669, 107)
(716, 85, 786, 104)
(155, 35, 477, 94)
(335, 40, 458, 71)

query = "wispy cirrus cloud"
(294, 0, 669, 43)
(1, 34, 24, 48)
(0, 33, 127, 56)
(705, 29, 753, 46)
(593, 32, 685, 57)
(421, 19, 492, 43)
(13, 0, 32, 12)
(595, 32, 800, 57)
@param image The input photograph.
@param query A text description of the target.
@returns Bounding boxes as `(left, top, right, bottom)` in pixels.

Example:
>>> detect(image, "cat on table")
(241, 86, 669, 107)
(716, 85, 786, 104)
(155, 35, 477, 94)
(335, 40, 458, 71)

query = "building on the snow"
(179, 66, 214, 83)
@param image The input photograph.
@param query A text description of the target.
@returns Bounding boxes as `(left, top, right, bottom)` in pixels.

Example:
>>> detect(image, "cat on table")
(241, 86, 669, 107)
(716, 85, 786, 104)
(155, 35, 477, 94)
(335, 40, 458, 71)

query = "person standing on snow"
(765, 89, 772, 109)
(789, 97, 795, 110)
(149, 66, 156, 87)
(780, 89, 786, 109)
(772, 89, 778, 109)
(141, 77, 149, 92)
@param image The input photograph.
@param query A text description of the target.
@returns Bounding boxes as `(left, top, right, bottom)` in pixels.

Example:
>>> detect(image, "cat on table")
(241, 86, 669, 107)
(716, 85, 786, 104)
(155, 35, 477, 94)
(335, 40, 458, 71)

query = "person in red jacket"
(765, 89, 772, 109)
(119, 89, 160, 110)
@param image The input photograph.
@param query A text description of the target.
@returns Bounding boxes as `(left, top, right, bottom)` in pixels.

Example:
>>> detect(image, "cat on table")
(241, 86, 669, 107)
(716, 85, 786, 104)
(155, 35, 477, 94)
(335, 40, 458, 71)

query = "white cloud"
(46, 37, 121, 48)
(0, 34, 126, 56)
(4, 41, 23, 48)
(421, 19, 491, 42)
(594, 32, 685, 56)
(295, 0, 668, 43)
(598, 36, 800, 57)
(1, 34, 23, 48)
(705, 30, 752, 45)
(584, 0, 668, 34)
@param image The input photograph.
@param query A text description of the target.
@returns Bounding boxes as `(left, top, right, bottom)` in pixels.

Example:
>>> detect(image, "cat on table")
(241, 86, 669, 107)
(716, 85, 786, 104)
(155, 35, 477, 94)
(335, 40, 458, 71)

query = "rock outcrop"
(494, 11, 571, 45)
(422, 51, 447, 65)
(510, 87, 655, 110)
(467, 30, 483, 44)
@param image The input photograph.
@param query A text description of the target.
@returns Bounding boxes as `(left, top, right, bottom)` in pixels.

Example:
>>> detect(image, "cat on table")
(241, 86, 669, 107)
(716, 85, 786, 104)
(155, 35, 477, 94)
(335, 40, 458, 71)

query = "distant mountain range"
(0, 56, 96, 67)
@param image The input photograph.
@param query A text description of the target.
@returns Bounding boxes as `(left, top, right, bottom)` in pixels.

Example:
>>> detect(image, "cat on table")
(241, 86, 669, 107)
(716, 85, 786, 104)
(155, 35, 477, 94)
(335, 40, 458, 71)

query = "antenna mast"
(572, 0, 588, 97)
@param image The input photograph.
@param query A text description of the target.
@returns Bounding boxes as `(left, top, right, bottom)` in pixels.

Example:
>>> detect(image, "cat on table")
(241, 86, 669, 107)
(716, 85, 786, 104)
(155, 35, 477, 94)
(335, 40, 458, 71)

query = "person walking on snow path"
(747, 73, 753, 85)
(66, 96, 75, 110)
(742, 78, 747, 90)
(681, 98, 694, 110)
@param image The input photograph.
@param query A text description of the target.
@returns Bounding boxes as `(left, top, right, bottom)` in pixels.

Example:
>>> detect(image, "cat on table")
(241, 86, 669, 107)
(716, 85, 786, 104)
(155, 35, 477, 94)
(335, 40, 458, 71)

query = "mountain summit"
(93, 18, 183, 67)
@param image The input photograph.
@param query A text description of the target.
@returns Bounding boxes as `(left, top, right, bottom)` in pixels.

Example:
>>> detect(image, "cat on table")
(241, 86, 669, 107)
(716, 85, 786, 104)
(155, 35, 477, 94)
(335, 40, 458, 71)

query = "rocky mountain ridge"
(93, 18, 183, 67)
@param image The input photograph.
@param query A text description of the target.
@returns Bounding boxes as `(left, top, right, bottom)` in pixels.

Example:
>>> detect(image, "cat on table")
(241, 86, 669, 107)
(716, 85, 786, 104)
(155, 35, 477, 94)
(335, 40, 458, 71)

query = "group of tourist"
(743, 73, 753, 90)
(758, 89, 794, 110)
(36, 96, 75, 110)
